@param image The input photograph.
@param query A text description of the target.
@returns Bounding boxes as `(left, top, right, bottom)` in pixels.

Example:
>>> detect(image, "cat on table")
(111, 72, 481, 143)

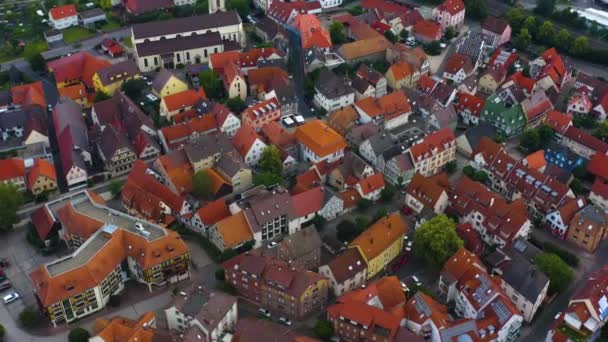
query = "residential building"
(125, 0, 197, 15)
(318, 248, 367, 297)
(521, 90, 553, 128)
(561, 126, 608, 159)
(544, 142, 585, 172)
(405, 172, 449, 214)
(433, 0, 465, 30)
(567, 91, 593, 116)
(481, 16, 511, 46)
(293, 14, 332, 50)
(455, 123, 497, 157)
(349, 213, 407, 278)
(386, 45, 430, 77)
(545, 197, 586, 239)
(267, 0, 322, 25)
(529, 48, 572, 91)
(480, 91, 526, 137)
(385, 61, 415, 90)
(295, 119, 347, 163)
(223, 251, 329, 319)
(78, 8, 106, 27)
(54, 97, 90, 189)
(89, 312, 157, 342)
(131, 12, 244, 72)
(327, 300, 401, 341)
(338, 36, 392, 64)
(151, 69, 188, 98)
(241, 97, 281, 131)
(208, 211, 253, 251)
(354, 172, 386, 201)
(268, 226, 322, 271)
(443, 53, 474, 83)
(478, 67, 506, 94)
(30, 191, 190, 326)
(0, 158, 26, 191)
(28, 158, 57, 196)
(354, 90, 412, 128)
(453, 92, 485, 125)
(565, 204, 608, 253)
(591, 179, 608, 212)
(92, 61, 141, 95)
(328, 151, 374, 191)
(97, 126, 137, 177)
(408, 127, 456, 177)
(190, 199, 231, 234)
(548, 264, 608, 340)
(384, 153, 415, 186)
(165, 287, 237, 341)
(313, 69, 355, 112)
(47, 52, 111, 89)
(545, 110, 573, 136)
(49, 4, 78, 29)
(449, 177, 531, 248)
(57, 84, 89, 108)
(412, 20, 442, 44)
(486, 238, 549, 322)
(327, 105, 358, 135)
(353, 64, 387, 100)
(158, 88, 208, 121)
(232, 125, 267, 167)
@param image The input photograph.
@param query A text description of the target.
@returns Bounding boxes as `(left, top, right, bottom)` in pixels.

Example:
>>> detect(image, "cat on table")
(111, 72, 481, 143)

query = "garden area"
(62, 27, 95, 44)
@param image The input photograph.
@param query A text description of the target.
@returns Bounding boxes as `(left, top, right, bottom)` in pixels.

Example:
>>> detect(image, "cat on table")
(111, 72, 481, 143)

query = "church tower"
(209, 0, 225, 14)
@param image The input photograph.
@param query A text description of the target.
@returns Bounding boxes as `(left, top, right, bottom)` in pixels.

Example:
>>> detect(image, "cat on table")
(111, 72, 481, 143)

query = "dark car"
(401, 206, 413, 215)
(0, 280, 11, 293)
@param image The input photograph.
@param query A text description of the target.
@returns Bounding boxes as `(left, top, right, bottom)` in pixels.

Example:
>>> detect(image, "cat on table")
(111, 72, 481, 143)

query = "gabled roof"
(327, 300, 401, 340)
(327, 105, 358, 135)
(387, 61, 413, 81)
(324, 248, 366, 283)
(290, 186, 324, 217)
(481, 16, 510, 35)
(412, 20, 441, 40)
(27, 158, 57, 188)
(95, 61, 140, 87)
(453, 92, 485, 117)
(215, 212, 253, 249)
(564, 126, 608, 154)
(10, 81, 46, 108)
(293, 14, 332, 49)
(409, 127, 455, 162)
(349, 213, 407, 260)
(47, 52, 111, 89)
(545, 110, 572, 134)
(232, 125, 264, 158)
(49, 4, 77, 20)
(295, 119, 347, 158)
(521, 90, 553, 121)
(444, 53, 473, 75)
(587, 152, 608, 180)
(0, 158, 25, 181)
(338, 36, 392, 61)
(31, 206, 56, 241)
(406, 172, 448, 209)
(356, 173, 385, 195)
(151, 69, 185, 95)
(162, 88, 207, 113)
(436, 0, 464, 15)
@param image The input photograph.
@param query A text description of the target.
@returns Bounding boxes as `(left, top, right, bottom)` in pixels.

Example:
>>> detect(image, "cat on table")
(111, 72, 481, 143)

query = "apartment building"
(405, 172, 449, 214)
(223, 251, 328, 319)
(295, 119, 347, 163)
(565, 204, 608, 253)
(408, 128, 456, 177)
(318, 248, 367, 297)
(30, 191, 190, 326)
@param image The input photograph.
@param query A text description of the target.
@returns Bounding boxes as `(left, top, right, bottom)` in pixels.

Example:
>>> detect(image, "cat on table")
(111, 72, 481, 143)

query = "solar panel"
(491, 299, 513, 324)
(473, 274, 493, 306)
(414, 292, 432, 317)
(513, 239, 527, 253)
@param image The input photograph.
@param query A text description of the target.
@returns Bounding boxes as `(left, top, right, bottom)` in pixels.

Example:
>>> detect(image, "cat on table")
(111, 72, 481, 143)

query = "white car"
(440, 43, 447, 49)
(400, 282, 409, 292)
(146, 93, 159, 102)
(267, 241, 278, 249)
(405, 241, 413, 252)
(412, 275, 422, 286)
(278, 317, 292, 326)
(2, 291, 19, 304)
(258, 308, 271, 318)
(554, 312, 562, 320)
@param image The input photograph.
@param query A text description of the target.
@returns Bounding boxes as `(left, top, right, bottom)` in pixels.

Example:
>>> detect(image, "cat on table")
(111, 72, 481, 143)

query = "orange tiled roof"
(232, 125, 263, 158)
(94, 311, 155, 342)
(11, 81, 46, 107)
(0, 158, 25, 182)
(295, 120, 347, 158)
(338, 36, 392, 61)
(441, 247, 484, 281)
(157, 150, 194, 194)
(524, 150, 546, 170)
(327, 105, 358, 135)
(349, 213, 407, 260)
(49, 4, 77, 20)
(293, 14, 332, 49)
(58, 83, 87, 101)
(409, 127, 455, 162)
(162, 88, 207, 112)
(436, 0, 464, 15)
(196, 199, 231, 226)
(27, 158, 57, 189)
(413, 20, 441, 40)
(356, 173, 385, 195)
(215, 212, 253, 249)
(387, 61, 413, 81)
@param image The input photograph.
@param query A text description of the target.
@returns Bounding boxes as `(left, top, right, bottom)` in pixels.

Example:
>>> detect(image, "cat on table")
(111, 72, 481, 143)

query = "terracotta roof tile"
(436, 0, 464, 15)
(294, 14, 332, 49)
(162, 88, 207, 112)
(349, 213, 407, 259)
(31, 206, 56, 241)
(27, 158, 57, 189)
(215, 212, 253, 249)
(356, 173, 385, 195)
(196, 199, 231, 226)
(413, 20, 441, 41)
(409, 128, 456, 162)
(406, 172, 448, 209)
(338, 36, 392, 60)
(564, 126, 608, 154)
(0, 158, 25, 182)
(50, 4, 77, 20)
(10, 81, 46, 107)
(387, 61, 413, 81)
(232, 125, 263, 158)
(58, 83, 87, 102)
(295, 120, 347, 158)
(587, 152, 608, 180)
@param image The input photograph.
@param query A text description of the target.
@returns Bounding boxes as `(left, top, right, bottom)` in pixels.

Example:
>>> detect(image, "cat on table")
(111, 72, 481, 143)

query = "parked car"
(400, 282, 409, 293)
(258, 308, 271, 318)
(401, 206, 412, 215)
(405, 241, 413, 252)
(267, 241, 278, 249)
(0, 280, 11, 293)
(412, 275, 422, 287)
(278, 317, 292, 326)
(2, 291, 19, 304)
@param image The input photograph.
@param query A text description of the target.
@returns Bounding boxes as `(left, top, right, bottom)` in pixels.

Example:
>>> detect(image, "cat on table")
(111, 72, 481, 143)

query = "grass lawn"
(63, 27, 95, 44)
(101, 20, 121, 33)
(122, 37, 133, 48)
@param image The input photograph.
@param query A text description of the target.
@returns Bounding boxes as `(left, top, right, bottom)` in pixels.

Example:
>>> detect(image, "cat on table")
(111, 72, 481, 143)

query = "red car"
(390, 254, 408, 273)
(401, 206, 413, 215)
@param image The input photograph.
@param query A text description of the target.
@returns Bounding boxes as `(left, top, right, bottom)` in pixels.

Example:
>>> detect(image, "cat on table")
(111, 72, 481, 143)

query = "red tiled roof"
(242, 97, 281, 123)
(327, 300, 401, 339)
(592, 178, 608, 199)
(232, 125, 262, 158)
(11, 82, 46, 108)
(524, 150, 546, 170)
(545, 110, 572, 134)
(453, 92, 485, 117)
(409, 128, 456, 162)
(444, 53, 473, 75)
(413, 20, 441, 41)
(162, 88, 207, 112)
(27, 158, 57, 189)
(196, 199, 230, 226)
(436, 0, 464, 15)
(356, 173, 385, 195)
(290, 186, 324, 217)
(49, 4, 77, 20)
(406, 172, 448, 209)
(31, 206, 55, 241)
(542, 48, 567, 81)
(564, 126, 608, 155)
(418, 74, 438, 95)
(0, 158, 25, 181)
(294, 14, 332, 49)
(260, 121, 296, 149)
(47, 52, 111, 89)
(268, 0, 321, 23)
(587, 152, 608, 180)
(295, 120, 347, 158)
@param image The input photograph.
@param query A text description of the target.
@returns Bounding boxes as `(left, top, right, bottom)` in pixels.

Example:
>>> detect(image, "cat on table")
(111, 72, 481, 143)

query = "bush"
(445, 160, 457, 174)
(535, 252, 574, 294)
(0, 324, 4, 340)
(380, 185, 396, 202)
(109, 295, 122, 307)
(357, 198, 372, 211)
(68, 327, 91, 342)
(216, 281, 237, 295)
(19, 307, 40, 328)
(543, 241, 579, 267)
(314, 319, 334, 339)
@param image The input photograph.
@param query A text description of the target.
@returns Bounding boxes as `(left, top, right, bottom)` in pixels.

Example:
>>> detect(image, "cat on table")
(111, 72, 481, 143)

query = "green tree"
(192, 170, 213, 199)
(253, 172, 282, 187)
(535, 252, 573, 294)
(538, 20, 555, 45)
(445, 160, 457, 174)
(444, 26, 457, 40)
(94, 91, 111, 103)
(520, 129, 541, 152)
(594, 121, 608, 142)
(514, 28, 532, 51)
(0, 323, 4, 341)
(555, 28, 572, 51)
(0, 184, 23, 232)
(384, 30, 398, 43)
(570, 36, 590, 56)
(538, 124, 555, 144)
(396, 175, 405, 189)
(314, 319, 334, 339)
(570, 178, 584, 195)
(109, 180, 123, 198)
(463, 0, 487, 20)
(195, 0, 209, 13)
(506, 7, 525, 31)
(121, 78, 147, 100)
(522, 16, 537, 35)
(259, 145, 283, 175)
(399, 29, 409, 41)
(330, 22, 347, 45)
(28, 53, 46, 72)
(337, 219, 357, 242)
(355, 215, 369, 232)
(413, 215, 463, 268)
(534, 0, 556, 16)
(573, 165, 588, 180)
(225, 96, 246, 113)
(198, 70, 223, 100)
(424, 41, 442, 56)
(19, 306, 40, 328)
(357, 198, 372, 211)
(311, 214, 327, 230)
(227, 0, 251, 17)
(380, 185, 396, 202)
(68, 327, 91, 342)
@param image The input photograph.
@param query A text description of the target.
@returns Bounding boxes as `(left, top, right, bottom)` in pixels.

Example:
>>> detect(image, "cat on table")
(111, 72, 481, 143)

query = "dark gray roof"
(79, 8, 106, 19)
(457, 31, 485, 62)
(430, 82, 455, 106)
(463, 123, 497, 149)
(93, 92, 154, 140)
(184, 133, 233, 164)
(135, 32, 223, 57)
(95, 60, 140, 86)
(432, 104, 457, 129)
(500, 238, 548, 302)
(315, 69, 354, 99)
(98, 125, 134, 160)
(176, 289, 237, 331)
(132, 11, 241, 40)
(255, 16, 281, 39)
(240, 186, 295, 233)
(54, 97, 89, 151)
(578, 204, 608, 225)
(216, 153, 247, 178)
(352, 77, 372, 94)
(367, 133, 394, 156)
